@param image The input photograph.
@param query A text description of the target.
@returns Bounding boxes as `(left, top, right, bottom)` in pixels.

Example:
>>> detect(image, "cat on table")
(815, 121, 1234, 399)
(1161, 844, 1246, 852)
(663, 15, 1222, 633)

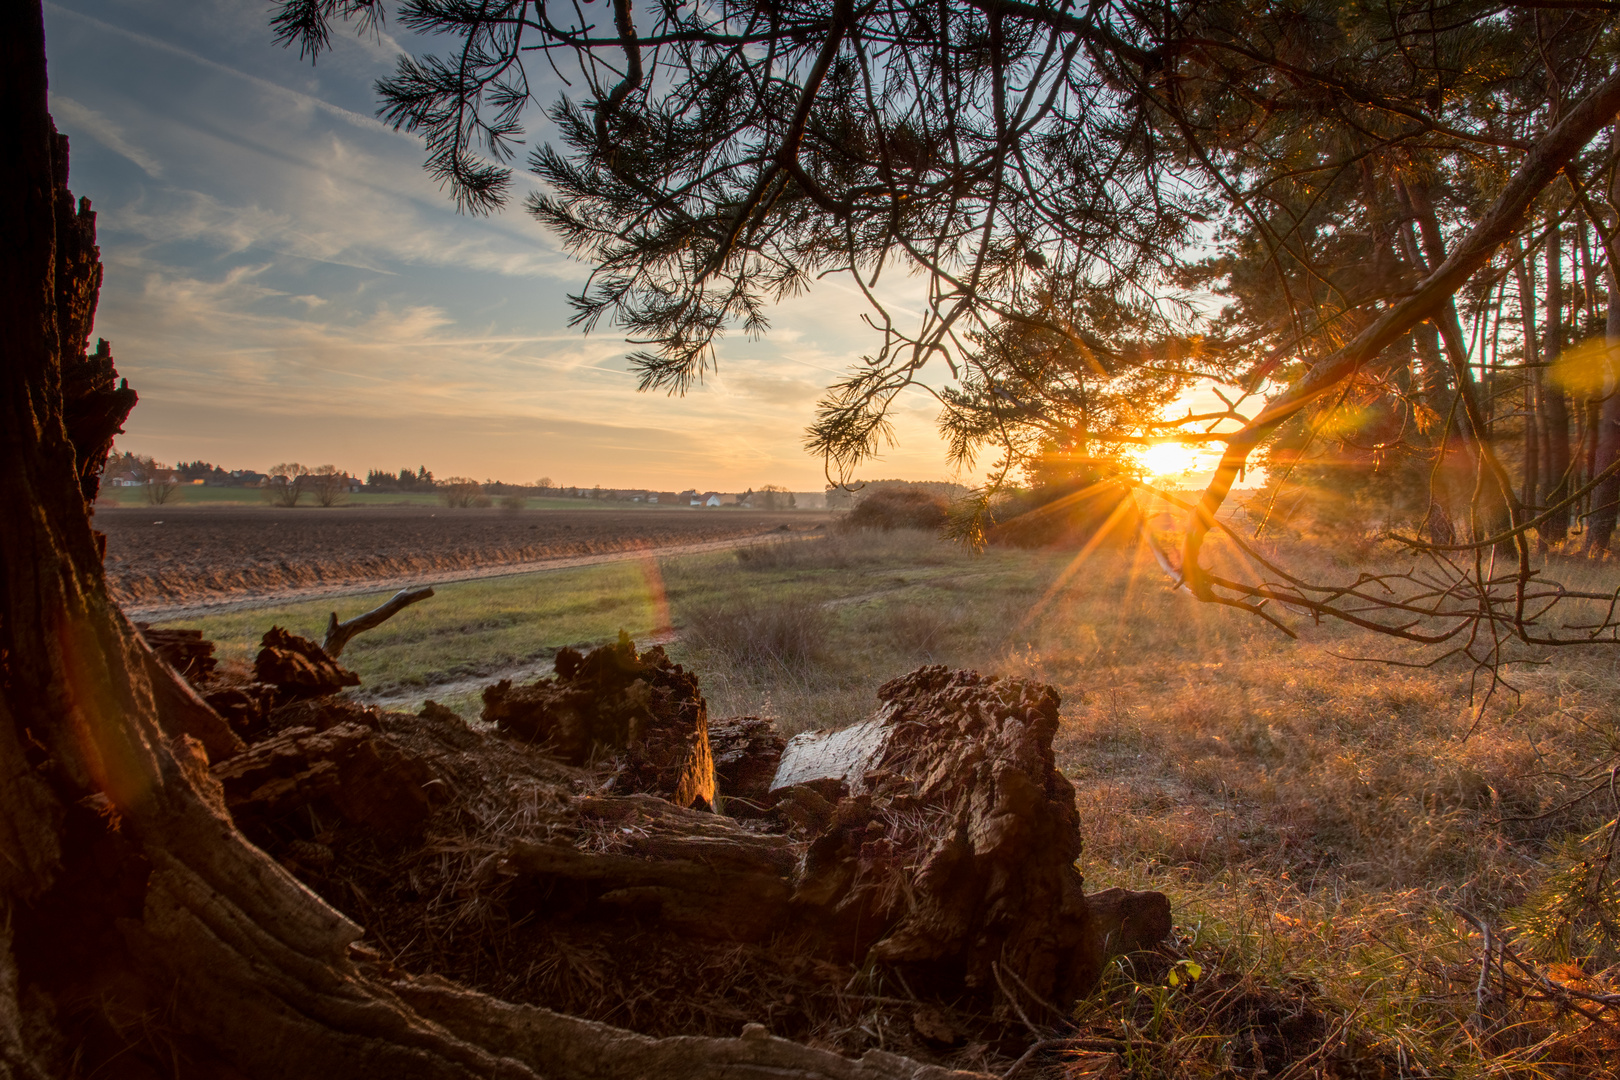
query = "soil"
(97, 505, 826, 613)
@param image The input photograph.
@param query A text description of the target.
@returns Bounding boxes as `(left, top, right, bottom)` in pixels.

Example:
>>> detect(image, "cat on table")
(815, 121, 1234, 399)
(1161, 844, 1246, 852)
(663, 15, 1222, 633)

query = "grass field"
(154, 528, 1620, 1076)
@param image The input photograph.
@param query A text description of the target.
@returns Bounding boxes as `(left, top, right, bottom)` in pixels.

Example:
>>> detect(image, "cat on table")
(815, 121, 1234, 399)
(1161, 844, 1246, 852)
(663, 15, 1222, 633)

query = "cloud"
(48, 0, 970, 489)
(51, 95, 164, 177)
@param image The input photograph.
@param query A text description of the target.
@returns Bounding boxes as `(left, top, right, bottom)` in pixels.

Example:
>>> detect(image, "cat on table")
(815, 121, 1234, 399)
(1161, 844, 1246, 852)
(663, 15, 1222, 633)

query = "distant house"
(346, 476, 363, 493)
(681, 489, 701, 506)
(703, 492, 723, 507)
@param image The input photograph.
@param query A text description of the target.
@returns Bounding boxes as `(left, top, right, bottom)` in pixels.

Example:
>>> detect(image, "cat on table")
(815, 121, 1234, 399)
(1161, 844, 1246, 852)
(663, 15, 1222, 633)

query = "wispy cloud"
(46, 0, 965, 488)
(51, 94, 165, 177)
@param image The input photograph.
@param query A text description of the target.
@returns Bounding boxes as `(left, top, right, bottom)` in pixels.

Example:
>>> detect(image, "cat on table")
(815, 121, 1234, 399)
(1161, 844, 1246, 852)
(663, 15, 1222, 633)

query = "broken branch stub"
(322, 585, 435, 658)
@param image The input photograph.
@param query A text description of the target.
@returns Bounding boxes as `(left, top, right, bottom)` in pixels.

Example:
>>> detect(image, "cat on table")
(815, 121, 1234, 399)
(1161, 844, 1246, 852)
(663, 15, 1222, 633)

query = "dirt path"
(128, 534, 815, 622)
(356, 628, 682, 711)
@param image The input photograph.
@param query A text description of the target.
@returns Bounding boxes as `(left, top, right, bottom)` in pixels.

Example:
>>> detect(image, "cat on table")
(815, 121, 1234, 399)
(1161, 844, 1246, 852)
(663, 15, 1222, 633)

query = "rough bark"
(709, 715, 789, 816)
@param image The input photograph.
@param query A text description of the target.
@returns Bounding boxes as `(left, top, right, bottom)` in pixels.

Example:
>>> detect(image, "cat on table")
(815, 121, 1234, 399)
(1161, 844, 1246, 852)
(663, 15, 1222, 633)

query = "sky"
(41, 0, 972, 491)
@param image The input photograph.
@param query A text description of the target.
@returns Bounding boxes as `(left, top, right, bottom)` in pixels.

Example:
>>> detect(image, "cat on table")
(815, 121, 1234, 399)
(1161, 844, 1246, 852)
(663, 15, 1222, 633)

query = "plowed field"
(100, 505, 825, 614)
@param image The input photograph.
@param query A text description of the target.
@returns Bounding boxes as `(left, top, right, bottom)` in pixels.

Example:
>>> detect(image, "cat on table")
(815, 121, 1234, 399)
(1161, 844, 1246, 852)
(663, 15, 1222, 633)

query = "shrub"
(264, 463, 309, 507)
(307, 465, 348, 507)
(499, 494, 526, 512)
(843, 487, 949, 532)
(686, 598, 830, 673)
(142, 480, 180, 505)
(440, 478, 489, 508)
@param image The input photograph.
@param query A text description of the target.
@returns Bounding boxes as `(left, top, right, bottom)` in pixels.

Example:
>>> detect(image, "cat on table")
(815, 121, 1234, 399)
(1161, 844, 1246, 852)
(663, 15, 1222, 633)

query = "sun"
(1137, 440, 1201, 478)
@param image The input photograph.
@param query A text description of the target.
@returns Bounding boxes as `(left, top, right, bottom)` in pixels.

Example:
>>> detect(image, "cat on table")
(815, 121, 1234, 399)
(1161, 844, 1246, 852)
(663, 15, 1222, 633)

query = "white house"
(703, 492, 723, 507)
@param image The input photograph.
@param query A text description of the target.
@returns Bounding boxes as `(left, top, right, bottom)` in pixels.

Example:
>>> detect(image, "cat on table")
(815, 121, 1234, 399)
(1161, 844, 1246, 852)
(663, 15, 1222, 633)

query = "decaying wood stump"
(234, 650, 1169, 1042)
(122, 609, 1169, 1070)
(213, 718, 435, 844)
(255, 625, 362, 697)
(769, 666, 1168, 1009)
(114, 614, 1171, 1071)
(482, 635, 715, 808)
(709, 715, 788, 816)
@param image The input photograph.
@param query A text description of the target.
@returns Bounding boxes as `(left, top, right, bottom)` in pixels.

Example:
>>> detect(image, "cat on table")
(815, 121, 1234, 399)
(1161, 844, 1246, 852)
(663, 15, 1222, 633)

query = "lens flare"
(1137, 441, 1201, 478)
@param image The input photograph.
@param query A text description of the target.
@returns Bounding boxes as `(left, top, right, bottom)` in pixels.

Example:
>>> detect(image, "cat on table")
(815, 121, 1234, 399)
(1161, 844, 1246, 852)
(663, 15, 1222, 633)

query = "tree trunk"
(1401, 177, 1511, 538)
(0, 9, 983, 1078)
(1515, 247, 1543, 512)
(1543, 231, 1573, 547)
(1586, 263, 1620, 554)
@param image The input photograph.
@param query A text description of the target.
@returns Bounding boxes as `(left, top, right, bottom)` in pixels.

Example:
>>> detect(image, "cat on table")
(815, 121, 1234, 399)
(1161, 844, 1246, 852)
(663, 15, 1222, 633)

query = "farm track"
(105, 505, 827, 619)
(357, 628, 682, 711)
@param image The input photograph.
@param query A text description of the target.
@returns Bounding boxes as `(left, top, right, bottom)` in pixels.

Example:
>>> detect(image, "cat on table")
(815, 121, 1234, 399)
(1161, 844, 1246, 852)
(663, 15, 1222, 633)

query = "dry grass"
(679, 525, 1620, 1076)
(994, 535, 1620, 1078)
(685, 598, 832, 673)
(163, 516, 1620, 1074)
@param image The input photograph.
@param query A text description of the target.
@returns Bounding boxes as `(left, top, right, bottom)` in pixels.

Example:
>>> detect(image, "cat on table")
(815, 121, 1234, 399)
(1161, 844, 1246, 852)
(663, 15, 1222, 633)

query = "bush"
(499, 494, 526, 512)
(142, 481, 180, 505)
(686, 598, 830, 673)
(263, 463, 309, 507)
(843, 488, 949, 532)
(307, 465, 348, 507)
(440, 478, 489, 508)
(732, 529, 960, 571)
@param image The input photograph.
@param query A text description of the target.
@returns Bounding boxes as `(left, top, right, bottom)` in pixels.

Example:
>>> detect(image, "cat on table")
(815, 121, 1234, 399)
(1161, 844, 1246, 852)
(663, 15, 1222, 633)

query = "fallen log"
(322, 585, 435, 658)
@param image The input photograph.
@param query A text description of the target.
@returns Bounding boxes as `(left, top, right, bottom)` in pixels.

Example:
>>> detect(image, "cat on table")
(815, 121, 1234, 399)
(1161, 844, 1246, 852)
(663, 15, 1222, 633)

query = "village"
(96, 451, 845, 509)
